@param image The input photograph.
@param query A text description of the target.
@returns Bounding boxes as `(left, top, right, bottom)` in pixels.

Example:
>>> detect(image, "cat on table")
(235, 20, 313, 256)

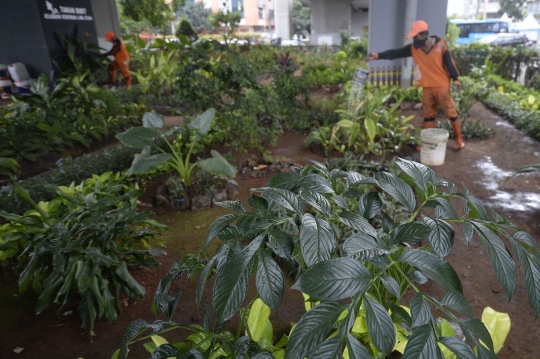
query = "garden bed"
(1, 101, 540, 359)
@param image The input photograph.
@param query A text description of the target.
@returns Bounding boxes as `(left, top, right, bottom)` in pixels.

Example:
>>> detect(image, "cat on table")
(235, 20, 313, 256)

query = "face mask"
(413, 37, 427, 48)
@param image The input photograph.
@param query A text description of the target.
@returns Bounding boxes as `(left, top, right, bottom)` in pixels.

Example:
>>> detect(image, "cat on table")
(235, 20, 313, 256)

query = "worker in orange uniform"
(365, 20, 465, 149)
(103, 31, 131, 89)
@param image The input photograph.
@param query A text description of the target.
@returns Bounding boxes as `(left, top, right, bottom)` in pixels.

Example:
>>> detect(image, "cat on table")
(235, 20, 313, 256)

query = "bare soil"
(1, 101, 540, 359)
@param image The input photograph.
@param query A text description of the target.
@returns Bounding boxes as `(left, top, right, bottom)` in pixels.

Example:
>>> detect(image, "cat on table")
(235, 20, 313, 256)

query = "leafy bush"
(437, 118, 493, 140)
(0, 173, 166, 333)
(0, 145, 138, 215)
(117, 111, 237, 197)
(118, 158, 540, 358)
(0, 74, 143, 163)
(306, 91, 419, 155)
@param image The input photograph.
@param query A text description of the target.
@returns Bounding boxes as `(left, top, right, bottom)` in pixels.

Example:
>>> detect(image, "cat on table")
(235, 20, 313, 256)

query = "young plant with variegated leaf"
(116, 109, 237, 188)
(117, 158, 540, 359)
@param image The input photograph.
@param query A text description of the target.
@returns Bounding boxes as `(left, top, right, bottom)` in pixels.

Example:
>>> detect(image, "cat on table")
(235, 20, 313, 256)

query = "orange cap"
(105, 31, 115, 41)
(405, 20, 428, 39)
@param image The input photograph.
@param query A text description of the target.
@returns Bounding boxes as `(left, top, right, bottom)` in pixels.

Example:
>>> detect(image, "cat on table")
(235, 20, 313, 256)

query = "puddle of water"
(495, 121, 514, 128)
(475, 156, 540, 211)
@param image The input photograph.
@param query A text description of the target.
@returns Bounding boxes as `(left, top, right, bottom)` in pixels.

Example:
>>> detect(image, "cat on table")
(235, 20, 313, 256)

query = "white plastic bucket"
(420, 128, 449, 166)
(8, 63, 30, 82)
(15, 79, 32, 95)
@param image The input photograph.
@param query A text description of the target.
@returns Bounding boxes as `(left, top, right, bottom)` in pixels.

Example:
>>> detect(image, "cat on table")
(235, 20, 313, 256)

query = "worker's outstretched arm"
(365, 44, 412, 62)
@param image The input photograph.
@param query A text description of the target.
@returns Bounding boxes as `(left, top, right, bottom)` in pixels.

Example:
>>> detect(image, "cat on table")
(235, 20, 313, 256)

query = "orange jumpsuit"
(105, 38, 131, 89)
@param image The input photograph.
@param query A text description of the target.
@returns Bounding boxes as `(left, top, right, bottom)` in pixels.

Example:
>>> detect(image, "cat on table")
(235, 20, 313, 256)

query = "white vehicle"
(281, 39, 306, 47)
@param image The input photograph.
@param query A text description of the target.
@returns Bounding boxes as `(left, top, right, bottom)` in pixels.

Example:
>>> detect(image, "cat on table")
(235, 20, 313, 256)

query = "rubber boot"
(416, 120, 437, 151)
(451, 119, 465, 149)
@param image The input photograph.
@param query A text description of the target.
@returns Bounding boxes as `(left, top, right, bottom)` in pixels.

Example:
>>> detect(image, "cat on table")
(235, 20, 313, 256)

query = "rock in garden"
(226, 179, 240, 199)
(414, 103, 423, 110)
(156, 185, 167, 196)
(155, 194, 171, 208)
(400, 102, 413, 110)
(191, 195, 212, 212)
(213, 189, 228, 203)
(269, 164, 281, 172)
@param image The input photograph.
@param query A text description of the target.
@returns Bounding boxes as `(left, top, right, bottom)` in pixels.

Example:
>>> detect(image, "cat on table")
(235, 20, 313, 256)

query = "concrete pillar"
(275, 0, 293, 40)
(311, 0, 350, 46)
(91, 0, 122, 51)
(401, 0, 417, 87)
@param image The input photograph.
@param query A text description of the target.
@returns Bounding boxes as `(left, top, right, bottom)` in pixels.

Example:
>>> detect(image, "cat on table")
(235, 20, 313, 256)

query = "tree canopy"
(293, 0, 311, 35)
(119, 0, 185, 30)
(180, 2, 214, 33)
(498, 0, 528, 21)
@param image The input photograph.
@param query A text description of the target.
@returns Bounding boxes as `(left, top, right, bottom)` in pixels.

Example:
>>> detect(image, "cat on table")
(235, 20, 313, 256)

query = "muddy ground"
(1, 101, 540, 359)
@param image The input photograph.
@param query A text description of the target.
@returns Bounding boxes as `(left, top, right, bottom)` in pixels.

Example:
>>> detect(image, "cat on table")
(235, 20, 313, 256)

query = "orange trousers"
(108, 60, 131, 89)
(422, 87, 458, 119)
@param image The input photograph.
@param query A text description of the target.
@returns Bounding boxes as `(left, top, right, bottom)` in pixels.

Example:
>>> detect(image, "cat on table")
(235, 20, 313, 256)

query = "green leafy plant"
(131, 49, 180, 97)
(437, 118, 493, 140)
(118, 157, 540, 358)
(318, 91, 418, 155)
(0, 172, 166, 332)
(117, 110, 237, 190)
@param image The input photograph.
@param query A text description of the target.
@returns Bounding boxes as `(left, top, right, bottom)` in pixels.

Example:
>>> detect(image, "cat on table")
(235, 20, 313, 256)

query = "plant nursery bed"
(1, 103, 540, 359)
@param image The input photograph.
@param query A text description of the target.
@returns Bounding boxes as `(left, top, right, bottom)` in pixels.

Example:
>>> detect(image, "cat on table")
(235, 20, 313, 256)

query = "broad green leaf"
(472, 223, 516, 299)
(306, 159, 329, 176)
(459, 319, 494, 352)
(127, 147, 171, 176)
(292, 258, 372, 301)
(410, 293, 433, 328)
(256, 250, 284, 314)
(347, 172, 375, 186)
(214, 200, 247, 213)
(0, 157, 19, 172)
(254, 187, 304, 215)
(456, 193, 489, 220)
(398, 249, 462, 293)
(298, 174, 334, 193)
(358, 192, 382, 219)
(365, 118, 376, 142)
(402, 324, 442, 359)
(382, 214, 394, 234)
(116, 127, 160, 149)
(387, 222, 432, 246)
(389, 304, 412, 328)
(197, 150, 237, 178)
(396, 158, 435, 194)
(300, 214, 336, 266)
(463, 220, 475, 245)
(345, 334, 373, 359)
(248, 196, 268, 214)
(481, 306, 511, 354)
(374, 172, 416, 212)
(439, 337, 476, 359)
(364, 295, 395, 355)
(512, 231, 540, 253)
(343, 233, 389, 262)
(429, 197, 459, 220)
(188, 108, 215, 137)
(299, 190, 332, 216)
(266, 172, 303, 190)
(213, 235, 263, 322)
(439, 318, 456, 337)
(329, 169, 349, 180)
(267, 229, 294, 260)
(201, 214, 241, 250)
(380, 275, 401, 299)
(142, 112, 164, 129)
(196, 257, 217, 304)
(247, 298, 271, 342)
(523, 256, 540, 316)
(424, 217, 454, 258)
(332, 195, 349, 209)
(339, 211, 378, 237)
(309, 334, 345, 359)
(148, 344, 182, 359)
(441, 290, 474, 318)
(284, 302, 347, 359)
